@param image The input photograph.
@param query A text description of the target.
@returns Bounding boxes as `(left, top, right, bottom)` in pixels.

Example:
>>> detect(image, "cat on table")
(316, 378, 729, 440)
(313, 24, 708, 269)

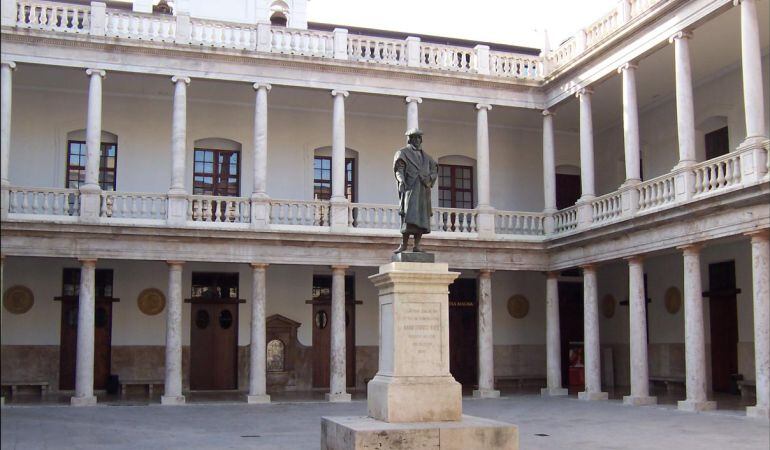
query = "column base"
(326, 393, 352, 403)
(246, 394, 271, 404)
(746, 405, 769, 420)
(578, 391, 608, 401)
(540, 387, 568, 397)
(677, 399, 716, 412)
(70, 395, 97, 407)
(472, 389, 500, 398)
(623, 395, 657, 406)
(160, 395, 186, 406)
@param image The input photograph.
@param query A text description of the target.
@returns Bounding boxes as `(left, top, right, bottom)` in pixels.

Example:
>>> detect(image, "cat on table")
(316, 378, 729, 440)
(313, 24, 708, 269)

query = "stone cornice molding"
(617, 61, 638, 73)
(476, 103, 492, 111)
(331, 90, 349, 98)
(171, 75, 190, 84)
(85, 68, 106, 78)
(1, 61, 16, 70)
(745, 229, 770, 241)
(405, 96, 422, 104)
(668, 30, 693, 43)
(253, 82, 272, 91)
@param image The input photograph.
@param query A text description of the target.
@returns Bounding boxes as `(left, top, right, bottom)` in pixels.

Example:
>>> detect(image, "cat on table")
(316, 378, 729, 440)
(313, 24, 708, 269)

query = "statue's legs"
(394, 233, 409, 254)
(412, 233, 423, 252)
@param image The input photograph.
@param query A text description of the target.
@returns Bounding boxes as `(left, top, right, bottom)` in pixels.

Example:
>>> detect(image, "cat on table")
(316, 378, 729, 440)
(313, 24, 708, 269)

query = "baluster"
(187, 198, 194, 220)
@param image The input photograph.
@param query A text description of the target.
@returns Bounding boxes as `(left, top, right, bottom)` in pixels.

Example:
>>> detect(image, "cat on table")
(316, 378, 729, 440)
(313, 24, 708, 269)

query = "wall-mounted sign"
(507, 295, 529, 319)
(137, 288, 166, 316)
(3, 285, 34, 314)
(664, 287, 682, 314)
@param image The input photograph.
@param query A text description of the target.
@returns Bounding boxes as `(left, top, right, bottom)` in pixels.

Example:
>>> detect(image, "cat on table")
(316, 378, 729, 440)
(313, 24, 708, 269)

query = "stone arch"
(194, 137, 242, 152)
(66, 129, 118, 144)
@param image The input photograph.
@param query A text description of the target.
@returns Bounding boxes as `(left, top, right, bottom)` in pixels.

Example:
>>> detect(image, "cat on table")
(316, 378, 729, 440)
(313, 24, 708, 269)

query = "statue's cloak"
(393, 145, 438, 234)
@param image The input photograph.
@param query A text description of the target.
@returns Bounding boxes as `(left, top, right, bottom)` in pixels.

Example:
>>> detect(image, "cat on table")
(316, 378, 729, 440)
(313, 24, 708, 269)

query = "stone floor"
(1, 391, 767, 449)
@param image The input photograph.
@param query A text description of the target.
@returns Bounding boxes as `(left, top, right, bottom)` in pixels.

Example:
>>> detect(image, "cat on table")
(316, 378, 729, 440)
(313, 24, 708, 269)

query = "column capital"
(745, 229, 770, 242)
(250, 262, 269, 269)
(78, 258, 98, 266)
(542, 108, 555, 117)
(253, 82, 272, 91)
(405, 96, 422, 104)
(623, 254, 645, 263)
(668, 30, 693, 43)
(331, 90, 349, 98)
(677, 243, 703, 253)
(166, 260, 185, 267)
(576, 87, 593, 98)
(1, 61, 16, 70)
(478, 268, 495, 276)
(331, 265, 349, 272)
(475, 103, 492, 111)
(85, 68, 106, 78)
(617, 61, 638, 73)
(580, 263, 597, 271)
(545, 271, 559, 279)
(733, 0, 752, 6)
(171, 75, 191, 84)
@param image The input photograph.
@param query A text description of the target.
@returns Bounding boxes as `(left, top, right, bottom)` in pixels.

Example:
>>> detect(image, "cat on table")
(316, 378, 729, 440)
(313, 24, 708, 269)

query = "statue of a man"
(393, 128, 438, 253)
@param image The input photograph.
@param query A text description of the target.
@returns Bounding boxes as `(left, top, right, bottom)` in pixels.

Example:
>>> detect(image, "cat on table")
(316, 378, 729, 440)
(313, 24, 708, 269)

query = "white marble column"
(252, 84, 271, 199)
(747, 231, 770, 419)
(248, 263, 270, 403)
(0, 61, 16, 220)
(327, 265, 351, 402)
(619, 63, 641, 184)
(161, 261, 185, 405)
(670, 31, 696, 168)
(473, 269, 499, 398)
(405, 96, 422, 130)
(169, 76, 190, 195)
(71, 258, 97, 406)
(83, 69, 106, 192)
(330, 90, 349, 203)
(475, 104, 492, 209)
(542, 109, 557, 212)
(736, 0, 768, 144)
(677, 245, 716, 411)
(579, 264, 608, 401)
(542, 271, 568, 396)
(623, 256, 656, 406)
(577, 88, 596, 201)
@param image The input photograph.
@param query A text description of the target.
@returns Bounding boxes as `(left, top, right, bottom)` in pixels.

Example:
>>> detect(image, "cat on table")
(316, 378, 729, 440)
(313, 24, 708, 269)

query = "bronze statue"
(393, 128, 438, 253)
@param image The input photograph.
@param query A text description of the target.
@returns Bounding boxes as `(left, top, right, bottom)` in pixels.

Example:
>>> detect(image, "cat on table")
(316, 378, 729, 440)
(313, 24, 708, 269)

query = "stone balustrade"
(590, 191, 623, 224)
(349, 203, 400, 230)
(101, 191, 167, 221)
(15, 0, 90, 33)
(495, 211, 546, 236)
(105, 9, 176, 42)
(584, 8, 621, 47)
(269, 199, 330, 227)
(190, 18, 257, 49)
(188, 195, 251, 224)
(692, 151, 742, 198)
(489, 51, 542, 80)
(420, 42, 476, 73)
(269, 26, 333, 57)
(636, 172, 677, 212)
(433, 207, 478, 233)
(347, 35, 406, 66)
(553, 206, 579, 234)
(8, 187, 79, 217)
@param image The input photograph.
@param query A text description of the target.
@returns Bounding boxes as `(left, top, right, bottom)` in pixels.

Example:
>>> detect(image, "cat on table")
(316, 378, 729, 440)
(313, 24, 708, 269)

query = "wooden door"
(448, 278, 477, 386)
(705, 127, 729, 160)
(189, 272, 239, 390)
(59, 268, 114, 391)
(708, 261, 738, 393)
(311, 275, 356, 389)
(556, 174, 581, 210)
(559, 281, 584, 388)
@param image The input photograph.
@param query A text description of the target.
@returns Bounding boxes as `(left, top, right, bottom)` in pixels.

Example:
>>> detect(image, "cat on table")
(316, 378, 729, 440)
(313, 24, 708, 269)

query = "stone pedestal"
(321, 262, 519, 449)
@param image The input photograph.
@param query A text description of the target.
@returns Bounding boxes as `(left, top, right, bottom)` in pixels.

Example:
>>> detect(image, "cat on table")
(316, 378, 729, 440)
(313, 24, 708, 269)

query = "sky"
(306, 0, 620, 49)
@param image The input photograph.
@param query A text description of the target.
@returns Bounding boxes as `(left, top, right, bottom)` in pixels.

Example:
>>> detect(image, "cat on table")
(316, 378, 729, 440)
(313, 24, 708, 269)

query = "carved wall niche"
(266, 314, 301, 390)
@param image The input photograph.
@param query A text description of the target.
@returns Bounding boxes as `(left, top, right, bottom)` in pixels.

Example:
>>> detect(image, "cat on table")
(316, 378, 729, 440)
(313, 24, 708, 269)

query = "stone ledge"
(321, 415, 518, 450)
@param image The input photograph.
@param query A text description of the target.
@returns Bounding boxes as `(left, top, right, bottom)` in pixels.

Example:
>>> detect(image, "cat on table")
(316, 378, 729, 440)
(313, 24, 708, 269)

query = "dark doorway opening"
(58, 268, 116, 391)
(558, 281, 584, 389)
(189, 272, 240, 390)
(556, 173, 581, 210)
(706, 260, 739, 393)
(448, 278, 478, 387)
(705, 126, 729, 161)
(310, 275, 356, 389)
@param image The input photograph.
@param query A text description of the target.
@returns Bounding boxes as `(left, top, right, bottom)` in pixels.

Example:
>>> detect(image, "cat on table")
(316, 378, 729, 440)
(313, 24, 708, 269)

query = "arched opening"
(270, 12, 287, 27)
(193, 138, 242, 197)
(555, 164, 581, 209)
(65, 129, 118, 191)
(269, 0, 290, 26)
(313, 147, 358, 202)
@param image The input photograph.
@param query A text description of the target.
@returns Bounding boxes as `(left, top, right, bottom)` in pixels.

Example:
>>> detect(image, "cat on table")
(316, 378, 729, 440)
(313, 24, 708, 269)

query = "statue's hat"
(405, 127, 424, 136)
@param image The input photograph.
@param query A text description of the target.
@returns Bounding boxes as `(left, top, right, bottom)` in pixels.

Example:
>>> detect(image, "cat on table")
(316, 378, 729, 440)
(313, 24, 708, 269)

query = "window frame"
(313, 156, 356, 202)
(438, 163, 474, 209)
(65, 140, 118, 191)
(192, 148, 242, 197)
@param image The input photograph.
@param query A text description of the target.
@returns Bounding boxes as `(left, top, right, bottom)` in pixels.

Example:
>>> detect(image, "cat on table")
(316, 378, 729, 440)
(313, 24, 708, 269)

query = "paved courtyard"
(1, 394, 768, 449)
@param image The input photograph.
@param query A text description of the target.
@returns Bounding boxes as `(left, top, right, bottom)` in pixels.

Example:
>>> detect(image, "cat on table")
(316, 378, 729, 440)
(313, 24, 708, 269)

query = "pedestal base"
(677, 399, 717, 412)
(246, 394, 271, 404)
(368, 375, 461, 422)
(578, 391, 609, 401)
(321, 415, 518, 450)
(160, 395, 186, 406)
(391, 252, 435, 263)
(472, 389, 500, 398)
(623, 395, 657, 406)
(70, 395, 97, 407)
(746, 405, 770, 419)
(540, 387, 568, 397)
(326, 393, 352, 403)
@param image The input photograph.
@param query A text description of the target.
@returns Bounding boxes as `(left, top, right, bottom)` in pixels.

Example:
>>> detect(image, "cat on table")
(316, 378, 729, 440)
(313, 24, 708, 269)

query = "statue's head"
(405, 128, 423, 148)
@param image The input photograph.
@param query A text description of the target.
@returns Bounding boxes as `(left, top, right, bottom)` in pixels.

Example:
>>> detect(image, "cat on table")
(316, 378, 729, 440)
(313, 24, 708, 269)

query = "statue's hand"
(398, 182, 405, 195)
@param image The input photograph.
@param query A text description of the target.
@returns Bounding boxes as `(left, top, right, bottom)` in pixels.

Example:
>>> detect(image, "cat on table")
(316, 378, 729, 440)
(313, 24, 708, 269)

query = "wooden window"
(62, 268, 114, 298)
(66, 141, 118, 191)
(438, 164, 473, 209)
(193, 149, 240, 196)
(313, 156, 355, 202)
(191, 272, 239, 300)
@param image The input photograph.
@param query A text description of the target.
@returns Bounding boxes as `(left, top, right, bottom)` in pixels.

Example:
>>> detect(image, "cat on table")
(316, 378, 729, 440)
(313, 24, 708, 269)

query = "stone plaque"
(3, 285, 34, 314)
(664, 287, 682, 314)
(137, 288, 166, 315)
(506, 295, 529, 319)
(602, 294, 616, 318)
(399, 302, 442, 371)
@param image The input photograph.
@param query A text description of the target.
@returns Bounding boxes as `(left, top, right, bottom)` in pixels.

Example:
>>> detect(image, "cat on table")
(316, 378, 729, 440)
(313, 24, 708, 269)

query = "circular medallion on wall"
(601, 294, 616, 318)
(137, 288, 166, 316)
(3, 285, 34, 314)
(664, 286, 682, 314)
(507, 295, 529, 319)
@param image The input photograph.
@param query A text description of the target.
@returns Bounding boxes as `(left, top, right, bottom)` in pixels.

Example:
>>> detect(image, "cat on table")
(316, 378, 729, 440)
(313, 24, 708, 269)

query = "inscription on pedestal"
(400, 302, 442, 372)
